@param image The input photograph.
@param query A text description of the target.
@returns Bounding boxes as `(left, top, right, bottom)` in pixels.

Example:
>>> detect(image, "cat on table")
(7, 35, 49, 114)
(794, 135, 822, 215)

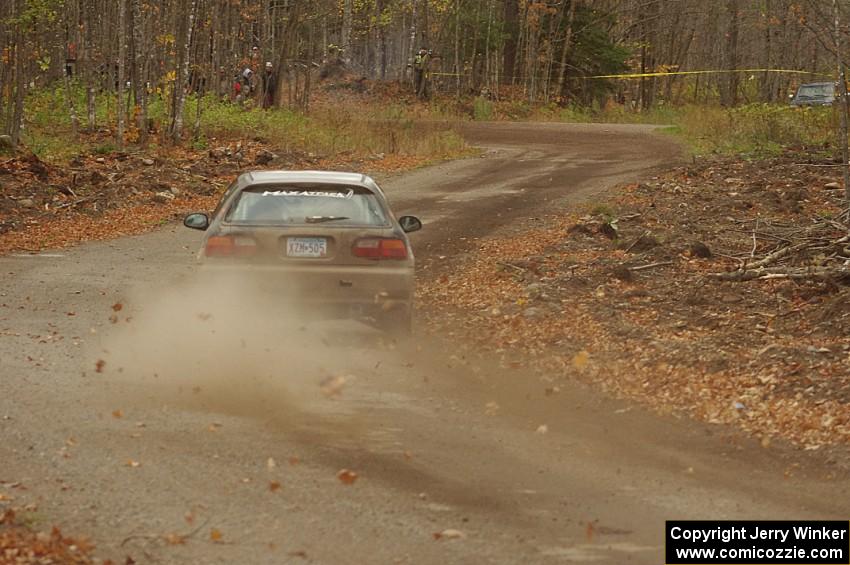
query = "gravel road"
(1, 122, 847, 564)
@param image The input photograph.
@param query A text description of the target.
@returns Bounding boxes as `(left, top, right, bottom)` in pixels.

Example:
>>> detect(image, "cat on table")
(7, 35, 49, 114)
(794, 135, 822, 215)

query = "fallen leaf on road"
(485, 401, 500, 416)
(536, 424, 548, 434)
(95, 359, 106, 373)
(0, 509, 15, 525)
(112, 303, 123, 312)
(337, 469, 358, 485)
(433, 529, 466, 540)
(210, 528, 223, 542)
(288, 456, 300, 466)
(126, 460, 141, 468)
(320, 375, 350, 398)
(572, 350, 590, 371)
(269, 481, 282, 492)
(164, 533, 186, 545)
(266, 457, 277, 470)
(112, 409, 123, 419)
(208, 422, 222, 432)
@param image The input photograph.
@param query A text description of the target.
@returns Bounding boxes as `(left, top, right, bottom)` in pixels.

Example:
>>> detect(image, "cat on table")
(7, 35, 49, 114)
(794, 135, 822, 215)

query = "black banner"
(666, 521, 849, 564)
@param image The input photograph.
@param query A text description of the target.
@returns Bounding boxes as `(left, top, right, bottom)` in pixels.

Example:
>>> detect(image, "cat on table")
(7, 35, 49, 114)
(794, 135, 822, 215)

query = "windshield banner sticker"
(262, 189, 354, 199)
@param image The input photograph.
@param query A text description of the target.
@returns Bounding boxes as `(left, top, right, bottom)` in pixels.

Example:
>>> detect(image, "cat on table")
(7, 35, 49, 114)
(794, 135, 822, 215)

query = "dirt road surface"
(2, 123, 847, 564)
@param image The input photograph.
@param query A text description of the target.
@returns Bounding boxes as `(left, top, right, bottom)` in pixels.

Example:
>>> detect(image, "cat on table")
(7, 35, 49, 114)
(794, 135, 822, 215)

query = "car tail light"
(352, 238, 408, 260)
(205, 235, 258, 257)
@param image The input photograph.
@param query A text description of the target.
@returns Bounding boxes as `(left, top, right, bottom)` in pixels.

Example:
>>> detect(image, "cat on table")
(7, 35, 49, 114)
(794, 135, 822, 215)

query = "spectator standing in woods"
(65, 42, 77, 77)
(241, 67, 254, 94)
(251, 46, 261, 70)
(262, 61, 277, 109)
(232, 73, 243, 103)
(413, 48, 431, 99)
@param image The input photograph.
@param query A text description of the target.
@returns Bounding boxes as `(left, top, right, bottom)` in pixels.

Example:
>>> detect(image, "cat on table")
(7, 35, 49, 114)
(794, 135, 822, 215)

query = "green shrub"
(473, 97, 493, 121)
(529, 100, 835, 156)
(18, 87, 467, 163)
(92, 142, 118, 155)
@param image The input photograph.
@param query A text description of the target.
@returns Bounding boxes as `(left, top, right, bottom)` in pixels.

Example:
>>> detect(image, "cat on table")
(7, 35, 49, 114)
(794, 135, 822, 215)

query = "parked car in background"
(183, 171, 422, 333)
(790, 82, 836, 107)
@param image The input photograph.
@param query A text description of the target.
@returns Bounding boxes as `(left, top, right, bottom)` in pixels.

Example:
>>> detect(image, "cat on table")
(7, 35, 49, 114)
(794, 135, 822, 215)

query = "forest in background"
(0, 0, 847, 149)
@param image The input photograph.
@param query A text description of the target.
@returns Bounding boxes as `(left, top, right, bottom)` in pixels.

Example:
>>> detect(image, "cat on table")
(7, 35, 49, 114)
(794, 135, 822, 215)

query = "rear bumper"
(197, 262, 413, 318)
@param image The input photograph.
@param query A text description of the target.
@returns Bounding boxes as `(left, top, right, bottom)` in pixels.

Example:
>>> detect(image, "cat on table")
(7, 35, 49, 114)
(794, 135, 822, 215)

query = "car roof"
(241, 170, 372, 186)
(236, 170, 386, 199)
(798, 82, 834, 88)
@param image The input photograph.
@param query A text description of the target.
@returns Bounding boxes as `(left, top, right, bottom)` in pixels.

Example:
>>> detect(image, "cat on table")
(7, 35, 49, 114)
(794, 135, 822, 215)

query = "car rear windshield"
(796, 84, 834, 98)
(225, 184, 389, 226)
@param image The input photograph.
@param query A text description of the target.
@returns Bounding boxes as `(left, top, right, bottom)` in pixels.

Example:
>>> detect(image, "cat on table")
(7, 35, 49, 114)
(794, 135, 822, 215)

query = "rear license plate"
(286, 237, 327, 258)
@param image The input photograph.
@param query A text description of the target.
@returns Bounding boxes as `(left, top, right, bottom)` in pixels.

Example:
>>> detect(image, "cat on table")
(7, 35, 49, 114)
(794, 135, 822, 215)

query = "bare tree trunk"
(117, 0, 126, 146)
(342, 0, 353, 63)
(170, 0, 198, 143)
(131, 0, 147, 144)
(469, 1, 481, 94)
(408, 0, 417, 83)
(10, 26, 25, 145)
(63, 69, 80, 137)
(555, 0, 576, 100)
(376, 0, 387, 79)
(422, 0, 429, 45)
(760, 0, 773, 102)
(835, 0, 850, 210)
(721, 0, 740, 107)
(542, 0, 566, 103)
(502, 0, 518, 84)
(193, 88, 203, 141)
(86, 85, 96, 132)
(485, 0, 494, 93)
(454, 0, 461, 98)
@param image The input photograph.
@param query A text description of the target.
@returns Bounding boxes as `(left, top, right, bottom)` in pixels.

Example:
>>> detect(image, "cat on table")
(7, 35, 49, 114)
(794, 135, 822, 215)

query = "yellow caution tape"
(427, 69, 832, 80)
(588, 68, 832, 79)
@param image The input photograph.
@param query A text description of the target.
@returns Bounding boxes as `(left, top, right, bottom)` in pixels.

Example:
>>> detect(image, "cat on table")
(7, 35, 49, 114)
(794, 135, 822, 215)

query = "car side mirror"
(399, 215, 422, 233)
(184, 213, 210, 230)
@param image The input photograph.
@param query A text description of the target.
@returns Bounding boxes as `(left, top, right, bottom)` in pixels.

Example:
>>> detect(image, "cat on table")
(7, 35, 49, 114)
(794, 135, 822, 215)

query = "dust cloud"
(96, 272, 386, 422)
